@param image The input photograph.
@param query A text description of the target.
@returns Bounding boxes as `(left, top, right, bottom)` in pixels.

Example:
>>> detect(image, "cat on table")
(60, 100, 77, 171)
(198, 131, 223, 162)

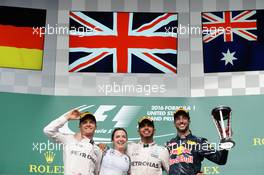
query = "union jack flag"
(69, 12, 177, 73)
(202, 10, 264, 73)
(202, 10, 257, 43)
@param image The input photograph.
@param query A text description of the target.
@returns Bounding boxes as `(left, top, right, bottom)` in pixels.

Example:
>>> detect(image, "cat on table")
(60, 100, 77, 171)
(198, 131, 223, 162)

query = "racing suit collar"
(176, 130, 192, 140)
(139, 141, 156, 147)
(80, 137, 94, 145)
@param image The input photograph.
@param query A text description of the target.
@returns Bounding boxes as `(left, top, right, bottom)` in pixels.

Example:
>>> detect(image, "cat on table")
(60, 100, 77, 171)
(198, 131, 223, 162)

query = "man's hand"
(197, 173, 203, 175)
(65, 110, 82, 120)
(97, 143, 107, 152)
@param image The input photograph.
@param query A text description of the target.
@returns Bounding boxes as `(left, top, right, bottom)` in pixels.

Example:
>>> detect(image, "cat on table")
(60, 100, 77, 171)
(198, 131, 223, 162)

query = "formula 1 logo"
(94, 105, 142, 128)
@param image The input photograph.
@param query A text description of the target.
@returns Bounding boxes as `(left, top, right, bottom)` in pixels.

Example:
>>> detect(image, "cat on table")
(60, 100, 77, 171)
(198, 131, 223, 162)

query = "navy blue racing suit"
(166, 133, 228, 175)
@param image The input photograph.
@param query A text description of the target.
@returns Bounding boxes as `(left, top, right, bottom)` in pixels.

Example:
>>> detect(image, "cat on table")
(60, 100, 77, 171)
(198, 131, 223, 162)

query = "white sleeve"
(126, 142, 134, 156)
(160, 146, 170, 173)
(43, 116, 69, 143)
(94, 145, 103, 175)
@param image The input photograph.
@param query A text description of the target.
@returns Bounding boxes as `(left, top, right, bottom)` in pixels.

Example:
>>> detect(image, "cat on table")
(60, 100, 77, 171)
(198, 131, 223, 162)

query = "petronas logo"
(44, 151, 55, 164)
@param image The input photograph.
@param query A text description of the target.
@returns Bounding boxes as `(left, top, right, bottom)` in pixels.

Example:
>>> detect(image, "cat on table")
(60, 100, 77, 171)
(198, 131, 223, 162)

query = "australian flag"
(202, 10, 264, 73)
(69, 11, 177, 73)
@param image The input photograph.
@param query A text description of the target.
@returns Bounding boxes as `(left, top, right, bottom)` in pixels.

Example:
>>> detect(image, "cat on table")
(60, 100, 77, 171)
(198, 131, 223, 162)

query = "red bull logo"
(169, 155, 193, 165)
(170, 145, 191, 155)
(169, 145, 193, 165)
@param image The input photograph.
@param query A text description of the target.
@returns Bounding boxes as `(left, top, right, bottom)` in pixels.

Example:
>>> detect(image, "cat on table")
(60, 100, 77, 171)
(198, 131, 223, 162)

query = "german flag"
(0, 6, 46, 70)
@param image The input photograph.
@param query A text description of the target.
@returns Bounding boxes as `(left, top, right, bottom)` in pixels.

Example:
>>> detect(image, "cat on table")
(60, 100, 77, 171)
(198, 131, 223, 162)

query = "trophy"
(211, 106, 235, 150)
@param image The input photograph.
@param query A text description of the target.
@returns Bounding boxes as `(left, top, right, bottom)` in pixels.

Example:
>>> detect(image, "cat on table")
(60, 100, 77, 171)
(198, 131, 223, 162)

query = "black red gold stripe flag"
(0, 6, 46, 70)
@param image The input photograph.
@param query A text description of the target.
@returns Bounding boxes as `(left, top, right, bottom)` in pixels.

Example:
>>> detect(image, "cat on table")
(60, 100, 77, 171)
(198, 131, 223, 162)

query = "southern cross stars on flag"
(69, 12, 177, 73)
(202, 10, 264, 73)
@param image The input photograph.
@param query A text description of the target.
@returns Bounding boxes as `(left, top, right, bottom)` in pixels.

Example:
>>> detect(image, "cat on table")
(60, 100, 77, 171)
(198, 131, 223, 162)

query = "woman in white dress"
(99, 128, 130, 175)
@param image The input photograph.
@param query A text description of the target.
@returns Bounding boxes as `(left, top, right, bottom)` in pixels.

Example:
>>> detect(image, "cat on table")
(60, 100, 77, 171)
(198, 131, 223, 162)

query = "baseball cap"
(79, 112, 96, 124)
(173, 108, 190, 120)
(138, 116, 154, 128)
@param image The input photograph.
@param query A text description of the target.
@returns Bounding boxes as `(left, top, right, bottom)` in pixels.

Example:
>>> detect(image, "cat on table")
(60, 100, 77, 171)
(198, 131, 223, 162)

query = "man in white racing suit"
(43, 110, 102, 175)
(127, 116, 169, 175)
